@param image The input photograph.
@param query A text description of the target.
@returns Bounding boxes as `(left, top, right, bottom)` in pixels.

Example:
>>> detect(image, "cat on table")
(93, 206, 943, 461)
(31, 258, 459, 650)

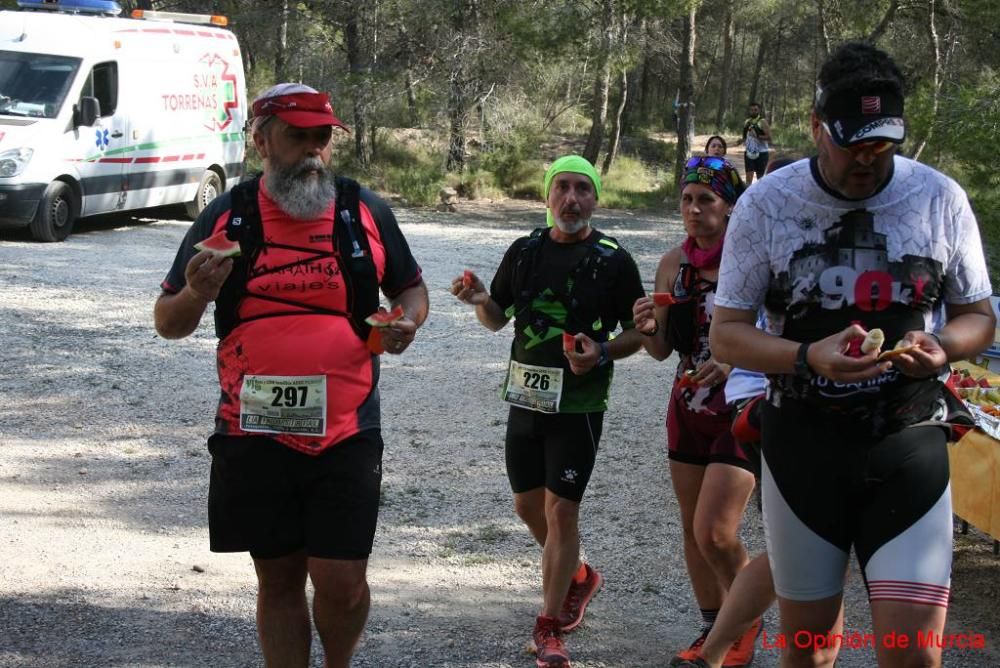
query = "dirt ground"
(1, 198, 998, 667)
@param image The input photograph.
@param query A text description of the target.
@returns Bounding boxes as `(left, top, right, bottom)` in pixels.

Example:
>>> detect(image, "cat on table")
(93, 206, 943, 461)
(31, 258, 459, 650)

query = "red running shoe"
(722, 617, 762, 668)
(672, 659, 710, 668)
(558, 563, 604, 633)
(669, 630, 708, 666)
(532, 615, 571, 668)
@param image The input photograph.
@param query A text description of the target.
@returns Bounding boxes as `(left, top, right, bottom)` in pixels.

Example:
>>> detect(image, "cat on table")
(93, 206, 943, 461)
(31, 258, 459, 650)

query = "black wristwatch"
(794, 342, 814, 381)
(597, 341, 610, 367)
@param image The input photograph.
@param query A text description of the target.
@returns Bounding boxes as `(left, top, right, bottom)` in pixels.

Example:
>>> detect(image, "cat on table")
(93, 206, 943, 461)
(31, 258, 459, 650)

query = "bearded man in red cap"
(154, 83, 428, 667)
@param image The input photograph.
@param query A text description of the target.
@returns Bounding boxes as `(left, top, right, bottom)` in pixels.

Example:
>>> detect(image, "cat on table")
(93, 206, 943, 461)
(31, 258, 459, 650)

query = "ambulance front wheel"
(186, 170, 223, 220)
(29, 181, 77, 242)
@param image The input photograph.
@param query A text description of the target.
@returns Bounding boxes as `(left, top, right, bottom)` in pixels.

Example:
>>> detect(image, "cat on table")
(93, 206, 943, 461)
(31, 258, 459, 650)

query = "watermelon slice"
(651, 292, 676, 307)
(678, 369, 698, 387)
(563, 332, 577, 354)
(194, 229, 241, 258)
(463, 270, 474, 289)
(366, 328, 385, 355)
(365, 305, 405, 328)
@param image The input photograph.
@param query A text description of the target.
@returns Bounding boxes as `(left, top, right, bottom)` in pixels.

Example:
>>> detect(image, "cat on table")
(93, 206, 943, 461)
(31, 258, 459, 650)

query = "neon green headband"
(544, 155, 601, 228)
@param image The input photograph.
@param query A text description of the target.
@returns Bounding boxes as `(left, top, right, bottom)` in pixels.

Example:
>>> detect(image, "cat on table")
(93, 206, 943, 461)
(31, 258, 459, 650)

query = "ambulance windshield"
(0, 52, 81, 119)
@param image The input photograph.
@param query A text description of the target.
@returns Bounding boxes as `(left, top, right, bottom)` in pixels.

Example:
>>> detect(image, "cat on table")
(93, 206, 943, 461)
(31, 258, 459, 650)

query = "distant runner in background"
(734, 102, 771, 185)
(451, 155, 644, 668)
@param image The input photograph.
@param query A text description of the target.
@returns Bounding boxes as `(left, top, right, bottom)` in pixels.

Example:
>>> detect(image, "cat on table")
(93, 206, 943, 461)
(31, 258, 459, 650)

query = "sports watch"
(794, 342, 814, 381)
(598, 341, 610, 367)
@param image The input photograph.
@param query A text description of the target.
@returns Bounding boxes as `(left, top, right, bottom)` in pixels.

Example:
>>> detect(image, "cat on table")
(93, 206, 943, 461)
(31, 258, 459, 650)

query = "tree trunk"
(673, 5, 697, 191)
(816, 0, 831, 57)
(396, 16, 419, 127)
(715, 0, 735, 130)
(735, 27, 748, 113)
(404, 69, 419, 127)
(602, 70, 628, 176)
(583, 0, 615, 165)
(639, 55, 653, 126)
(747, 37, 767, 105)
(369, 4, 380, 161)
(446, 69, 466, 172)
(911, 0, 942, 161)
(697, 38, 719, 100)
(344, 5, 373, 167)
(868, 0, 900, 44)
(445, 0, 471, 172)
(275, 0, 289, 82)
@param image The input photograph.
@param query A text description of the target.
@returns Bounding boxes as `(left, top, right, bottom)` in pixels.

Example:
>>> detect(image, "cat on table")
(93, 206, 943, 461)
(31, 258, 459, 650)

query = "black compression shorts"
(761, 399, 952, 606)
(207, 430, 384, 560)
(504, 406, 604, 503)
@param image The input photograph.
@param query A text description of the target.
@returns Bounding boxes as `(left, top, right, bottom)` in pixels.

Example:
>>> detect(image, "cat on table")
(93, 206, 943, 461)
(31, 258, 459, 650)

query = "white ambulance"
(0, 0, 247, 241)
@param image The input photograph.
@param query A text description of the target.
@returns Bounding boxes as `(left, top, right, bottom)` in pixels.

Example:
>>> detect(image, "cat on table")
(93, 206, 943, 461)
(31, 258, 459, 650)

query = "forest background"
(12, 0, 999, 281)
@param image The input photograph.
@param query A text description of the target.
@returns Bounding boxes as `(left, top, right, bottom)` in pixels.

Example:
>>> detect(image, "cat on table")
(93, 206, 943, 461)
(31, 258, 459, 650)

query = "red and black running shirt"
(161, 180, 422, 454)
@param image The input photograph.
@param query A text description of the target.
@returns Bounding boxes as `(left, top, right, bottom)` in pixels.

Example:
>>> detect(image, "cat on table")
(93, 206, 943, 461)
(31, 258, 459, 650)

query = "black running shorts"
(744, 150, 769, 179)
(504, 406, 604, 503)
(207, 430, 384, 560)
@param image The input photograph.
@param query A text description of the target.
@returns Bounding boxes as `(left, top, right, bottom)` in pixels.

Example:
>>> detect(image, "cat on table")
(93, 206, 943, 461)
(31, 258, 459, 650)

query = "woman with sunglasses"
(632, 156, 757, 667)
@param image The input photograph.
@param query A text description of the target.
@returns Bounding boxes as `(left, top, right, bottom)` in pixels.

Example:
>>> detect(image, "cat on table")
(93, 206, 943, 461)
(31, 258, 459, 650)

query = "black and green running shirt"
(489, 228, 644, 413)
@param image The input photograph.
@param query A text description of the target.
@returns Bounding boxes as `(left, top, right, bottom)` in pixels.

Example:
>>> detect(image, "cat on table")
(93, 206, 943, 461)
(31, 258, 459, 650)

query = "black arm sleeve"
(360, 188, 422, 298)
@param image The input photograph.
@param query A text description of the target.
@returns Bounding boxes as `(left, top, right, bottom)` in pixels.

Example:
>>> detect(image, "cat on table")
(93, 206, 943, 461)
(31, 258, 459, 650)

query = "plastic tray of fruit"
(955, 387, 1000, 439)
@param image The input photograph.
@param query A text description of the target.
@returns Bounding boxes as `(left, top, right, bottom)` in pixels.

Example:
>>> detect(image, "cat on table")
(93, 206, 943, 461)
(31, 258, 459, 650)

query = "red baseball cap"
(252, 83, 348, 130)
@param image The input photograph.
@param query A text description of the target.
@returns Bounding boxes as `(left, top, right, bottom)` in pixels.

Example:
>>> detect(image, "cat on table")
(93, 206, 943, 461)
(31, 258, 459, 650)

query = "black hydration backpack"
(212, 175, 380, 343)
(508, 227, 627, 344)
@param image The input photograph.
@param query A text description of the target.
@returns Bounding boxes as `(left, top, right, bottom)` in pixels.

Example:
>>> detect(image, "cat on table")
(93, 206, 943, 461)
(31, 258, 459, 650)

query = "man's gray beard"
(264, 156, 337, 220)
(554, 215, 589, 235)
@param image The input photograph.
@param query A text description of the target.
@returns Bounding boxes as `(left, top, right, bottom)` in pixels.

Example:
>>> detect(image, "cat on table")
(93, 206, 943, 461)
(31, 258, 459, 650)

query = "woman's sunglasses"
(685, 156, 729, 171)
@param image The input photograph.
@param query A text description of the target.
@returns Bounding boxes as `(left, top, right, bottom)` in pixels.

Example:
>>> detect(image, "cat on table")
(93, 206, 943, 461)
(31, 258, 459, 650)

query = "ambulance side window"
(79, 62, 118, 117)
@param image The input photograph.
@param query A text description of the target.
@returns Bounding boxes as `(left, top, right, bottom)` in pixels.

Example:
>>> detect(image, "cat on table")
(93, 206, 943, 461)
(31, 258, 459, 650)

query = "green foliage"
(448, 169, 505, 200)
(769, 122, 814, 158)
(476, 129, 546, 198)
(333, 132, 447, 207)
(600, 156, 673, 209)
(915, 67, 1000, 284)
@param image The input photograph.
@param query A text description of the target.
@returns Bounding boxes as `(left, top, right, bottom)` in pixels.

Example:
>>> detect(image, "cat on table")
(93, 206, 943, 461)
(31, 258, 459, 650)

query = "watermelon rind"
(364, 305, 405, 328)
(194, 231, 241, 258)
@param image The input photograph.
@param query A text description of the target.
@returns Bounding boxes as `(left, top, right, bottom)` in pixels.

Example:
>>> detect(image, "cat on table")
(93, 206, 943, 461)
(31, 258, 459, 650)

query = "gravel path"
(1, 201, 998, 667)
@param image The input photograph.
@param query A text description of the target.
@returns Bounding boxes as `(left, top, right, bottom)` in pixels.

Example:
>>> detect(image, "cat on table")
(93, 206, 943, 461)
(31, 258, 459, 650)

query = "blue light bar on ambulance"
(16, 0, 122, 15)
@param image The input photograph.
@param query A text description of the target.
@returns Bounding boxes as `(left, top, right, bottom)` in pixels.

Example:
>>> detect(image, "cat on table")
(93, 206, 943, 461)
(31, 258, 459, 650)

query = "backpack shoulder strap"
(508, 227, 549, 316)
(333, 176, 379, 342)
(214, 176, 263, 339)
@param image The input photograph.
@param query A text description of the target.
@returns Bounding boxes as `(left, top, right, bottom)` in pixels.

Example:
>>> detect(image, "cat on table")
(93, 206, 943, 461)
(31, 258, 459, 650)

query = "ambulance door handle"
(111, 131, 123, 138)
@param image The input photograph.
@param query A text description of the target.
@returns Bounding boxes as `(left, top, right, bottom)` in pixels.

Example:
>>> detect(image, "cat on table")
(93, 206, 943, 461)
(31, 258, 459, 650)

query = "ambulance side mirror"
(75, 97, 101, 127)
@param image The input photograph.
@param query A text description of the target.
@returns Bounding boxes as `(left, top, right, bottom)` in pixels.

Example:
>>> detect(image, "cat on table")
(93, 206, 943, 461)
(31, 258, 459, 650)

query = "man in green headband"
(543, 155, 603, 229)
(450, 155, 644, 667)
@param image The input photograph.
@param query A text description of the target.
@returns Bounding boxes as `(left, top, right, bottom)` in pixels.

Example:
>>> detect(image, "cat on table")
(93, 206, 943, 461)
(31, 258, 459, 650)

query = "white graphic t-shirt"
(716, 155, 991, 405)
